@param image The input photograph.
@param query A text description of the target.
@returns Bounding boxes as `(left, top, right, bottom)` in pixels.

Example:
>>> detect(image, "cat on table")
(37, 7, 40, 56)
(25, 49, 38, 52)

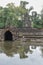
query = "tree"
(0, 6, 4, 28)
(0, 1, 33, 28)
(20, 1, 28, 8)
(31, 11, 41, 28)
(20, 1, 33, 27)
(40, 8, 43, 27)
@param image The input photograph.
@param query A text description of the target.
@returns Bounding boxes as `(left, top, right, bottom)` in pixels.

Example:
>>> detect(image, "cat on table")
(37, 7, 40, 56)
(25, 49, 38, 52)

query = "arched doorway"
(4, 31, 13, 41)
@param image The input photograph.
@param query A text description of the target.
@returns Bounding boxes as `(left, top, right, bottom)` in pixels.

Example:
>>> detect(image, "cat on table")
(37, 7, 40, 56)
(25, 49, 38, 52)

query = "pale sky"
(0, 0, 43, 13)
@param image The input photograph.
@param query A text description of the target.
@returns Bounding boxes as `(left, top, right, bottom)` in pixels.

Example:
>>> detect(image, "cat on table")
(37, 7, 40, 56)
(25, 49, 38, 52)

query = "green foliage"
(31, 11, 43, 28)
(0, 1, 43, 28)
(17, 20, 23, 27)
(0, 1, 31, 28)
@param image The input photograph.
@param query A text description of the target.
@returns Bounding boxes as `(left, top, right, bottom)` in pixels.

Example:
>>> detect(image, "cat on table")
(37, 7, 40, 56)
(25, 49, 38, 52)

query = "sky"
(0, 0, 43, 13)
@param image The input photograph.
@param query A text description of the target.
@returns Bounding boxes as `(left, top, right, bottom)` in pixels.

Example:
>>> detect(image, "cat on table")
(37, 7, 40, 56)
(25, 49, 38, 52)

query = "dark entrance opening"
(4, 31, 13, 41)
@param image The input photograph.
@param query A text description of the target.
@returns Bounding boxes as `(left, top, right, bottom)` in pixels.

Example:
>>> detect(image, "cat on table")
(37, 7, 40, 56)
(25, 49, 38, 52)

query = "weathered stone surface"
(0, 27, 43, 41)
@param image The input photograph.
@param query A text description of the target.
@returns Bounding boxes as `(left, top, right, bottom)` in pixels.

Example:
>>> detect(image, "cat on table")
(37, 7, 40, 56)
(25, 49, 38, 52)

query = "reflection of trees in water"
(18, 45, 33, 58)
(30, 46, 36, 49)
(3, 41, 13, 57)
(0, 41, 36, 58)
(40, 46, 43, 57)
(4, 41, 12, 50)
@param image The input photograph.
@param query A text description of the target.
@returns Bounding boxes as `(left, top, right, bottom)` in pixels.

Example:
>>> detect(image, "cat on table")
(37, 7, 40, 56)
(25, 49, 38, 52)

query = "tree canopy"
(0, 1, 43, 28)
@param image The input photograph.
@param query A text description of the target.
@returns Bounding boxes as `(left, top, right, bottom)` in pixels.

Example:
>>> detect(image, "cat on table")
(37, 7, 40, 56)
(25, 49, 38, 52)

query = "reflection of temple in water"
(0, 39, 43, 58)
(0, 41, 34, 58)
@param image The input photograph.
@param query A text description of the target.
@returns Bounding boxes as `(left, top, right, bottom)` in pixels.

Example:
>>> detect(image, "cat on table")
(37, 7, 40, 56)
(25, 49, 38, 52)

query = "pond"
(0, 38, 43, 65)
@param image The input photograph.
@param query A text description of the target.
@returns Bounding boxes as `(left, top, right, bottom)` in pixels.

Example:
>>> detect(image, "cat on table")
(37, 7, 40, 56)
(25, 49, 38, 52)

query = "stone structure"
(23, 13, 31, 27)
(0, 26, 43, 41)
(0, 27, 19, 41)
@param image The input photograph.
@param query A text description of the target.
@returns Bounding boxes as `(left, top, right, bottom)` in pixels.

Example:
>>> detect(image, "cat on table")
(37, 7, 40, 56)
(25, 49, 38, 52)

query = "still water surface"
(0, 38, 43, 65)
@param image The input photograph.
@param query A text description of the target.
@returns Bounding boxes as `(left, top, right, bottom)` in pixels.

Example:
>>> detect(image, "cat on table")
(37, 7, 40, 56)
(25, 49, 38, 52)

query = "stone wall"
(0, 28, 18, 41)
(0, 27, 43, 41)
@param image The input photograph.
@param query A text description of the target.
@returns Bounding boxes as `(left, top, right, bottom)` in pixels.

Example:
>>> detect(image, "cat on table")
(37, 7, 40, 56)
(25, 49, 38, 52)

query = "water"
(0, 38, 43, 65)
